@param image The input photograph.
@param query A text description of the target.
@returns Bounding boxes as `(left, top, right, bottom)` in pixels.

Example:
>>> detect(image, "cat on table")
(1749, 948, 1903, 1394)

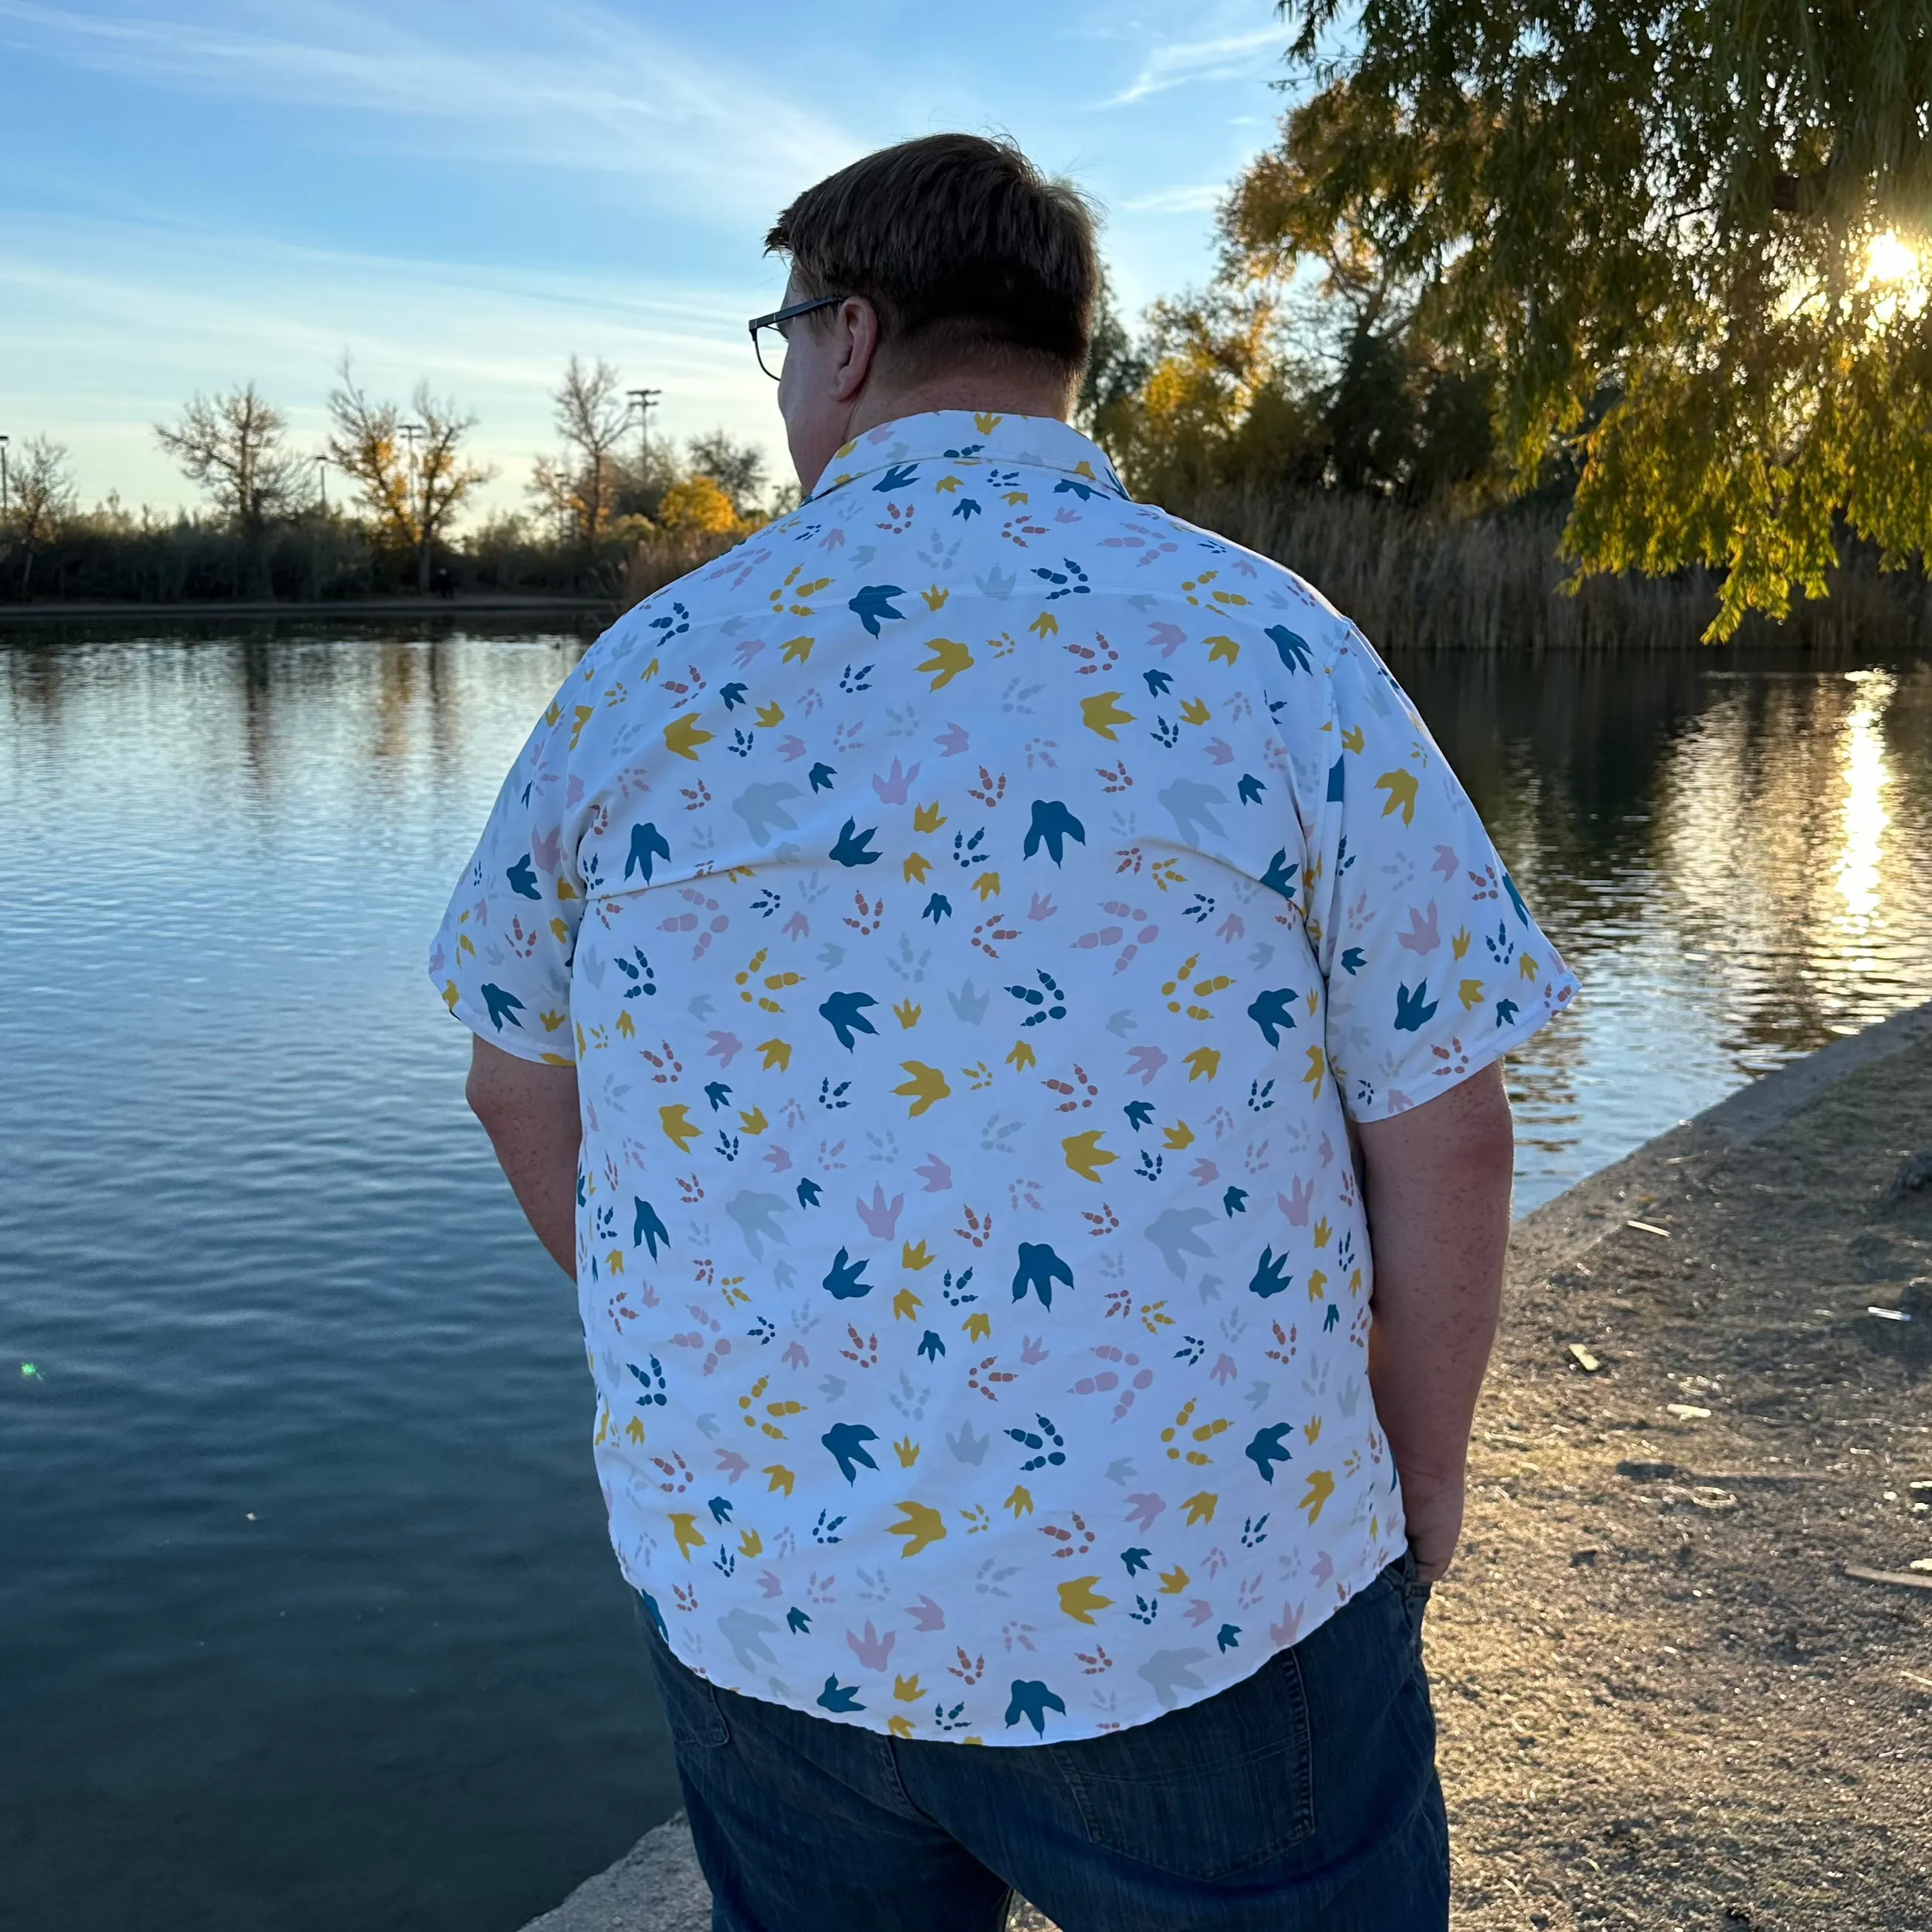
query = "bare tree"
(410, 387, 494, 590)
(527, 454, 582, 545)
(325, 360, 411, 547)
(155, 384, 305, 533)
(532, 356, 632, 545)
(328, 359, 493, 591)
(6, 436, 75, 594)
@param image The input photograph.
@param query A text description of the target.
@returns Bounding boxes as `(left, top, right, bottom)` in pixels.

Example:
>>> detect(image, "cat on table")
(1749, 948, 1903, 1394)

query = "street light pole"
(400, 423, 423, 511)
(400, 423, 425, 590)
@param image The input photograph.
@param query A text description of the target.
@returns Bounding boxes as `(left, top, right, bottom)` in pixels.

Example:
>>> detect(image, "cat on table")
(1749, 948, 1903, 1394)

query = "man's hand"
(1396, 1475, 1467, 1587)
(1354, 1061, 1515, 1585)
(465, 1037, 582, 1276)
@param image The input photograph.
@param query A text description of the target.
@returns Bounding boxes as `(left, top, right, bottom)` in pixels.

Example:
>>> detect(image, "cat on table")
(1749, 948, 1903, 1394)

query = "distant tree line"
(0, 359, 779, 605)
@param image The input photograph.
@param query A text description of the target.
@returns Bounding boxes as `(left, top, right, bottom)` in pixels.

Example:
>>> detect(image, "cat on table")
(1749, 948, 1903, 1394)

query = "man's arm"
(466, 1037, 582, 1276)
(1354, 1061, 1515, 1583)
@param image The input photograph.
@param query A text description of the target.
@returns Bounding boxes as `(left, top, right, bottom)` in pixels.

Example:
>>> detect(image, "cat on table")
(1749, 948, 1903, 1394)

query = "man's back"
(432, 407, 1574, 1743)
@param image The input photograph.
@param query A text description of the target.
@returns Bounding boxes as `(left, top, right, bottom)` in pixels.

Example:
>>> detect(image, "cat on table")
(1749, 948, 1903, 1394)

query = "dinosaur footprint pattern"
(430, 409, 1576, 1747)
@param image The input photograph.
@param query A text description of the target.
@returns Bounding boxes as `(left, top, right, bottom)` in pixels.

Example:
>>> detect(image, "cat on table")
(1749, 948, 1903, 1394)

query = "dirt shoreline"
(530, 1001, 1932, 1932)
(1426, 1000, 1932, 1932)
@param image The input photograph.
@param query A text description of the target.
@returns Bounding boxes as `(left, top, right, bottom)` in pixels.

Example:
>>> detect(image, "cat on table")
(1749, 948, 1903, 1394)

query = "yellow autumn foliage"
(657, 474, 741, 536)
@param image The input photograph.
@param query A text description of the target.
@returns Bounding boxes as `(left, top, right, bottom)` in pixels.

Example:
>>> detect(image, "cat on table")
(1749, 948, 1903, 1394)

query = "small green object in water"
(21, 1363, 39, 1378)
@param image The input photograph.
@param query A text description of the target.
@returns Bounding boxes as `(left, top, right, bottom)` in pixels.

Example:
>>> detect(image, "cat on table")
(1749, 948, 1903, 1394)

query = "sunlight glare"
(1835, 670, 1894, 931)
(1868, 229, 1919, 285)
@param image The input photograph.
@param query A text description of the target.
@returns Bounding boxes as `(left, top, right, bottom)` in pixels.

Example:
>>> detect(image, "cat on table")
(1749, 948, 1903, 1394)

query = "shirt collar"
(807, 409, 1128, 502)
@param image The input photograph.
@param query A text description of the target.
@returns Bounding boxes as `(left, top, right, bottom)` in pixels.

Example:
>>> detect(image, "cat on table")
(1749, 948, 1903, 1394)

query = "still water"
(2, 626, 1928, 1931)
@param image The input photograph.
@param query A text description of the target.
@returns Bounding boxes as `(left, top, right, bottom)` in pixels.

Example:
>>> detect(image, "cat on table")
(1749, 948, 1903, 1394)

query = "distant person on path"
(431, 134, 1576, 1932)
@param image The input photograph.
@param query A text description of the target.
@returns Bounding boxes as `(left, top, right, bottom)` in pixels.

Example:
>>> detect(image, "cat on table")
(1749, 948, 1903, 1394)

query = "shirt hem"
(617, 1539, 1409, 1748)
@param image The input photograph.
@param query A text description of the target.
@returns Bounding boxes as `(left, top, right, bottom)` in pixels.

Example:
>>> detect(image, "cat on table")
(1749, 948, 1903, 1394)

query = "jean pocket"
(1398, 1544, 1433, 1607)
(635, 1591, 730, 1751)
(1048, 1646, 1315, 1881)
(1396, 1549, 1432, 1673)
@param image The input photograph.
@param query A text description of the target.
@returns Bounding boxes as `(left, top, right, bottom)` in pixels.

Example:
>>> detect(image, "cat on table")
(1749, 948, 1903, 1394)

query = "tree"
(1246, 2, 1932, 636)
(687, 429, 767, 519)
(328, 360, 493, 590)
(1088, 282, 1343, 507)
(657, 474, 741, 536)
(155, 383, 305, 589)
(4, 436, 75, 594)
(529, 357, 634, 546)
(326, 363, 411, 545)
(1076, 266, 1152, 449)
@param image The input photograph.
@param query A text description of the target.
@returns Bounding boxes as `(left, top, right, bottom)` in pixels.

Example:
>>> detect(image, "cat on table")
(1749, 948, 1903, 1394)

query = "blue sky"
(0, 0, 1301, 514)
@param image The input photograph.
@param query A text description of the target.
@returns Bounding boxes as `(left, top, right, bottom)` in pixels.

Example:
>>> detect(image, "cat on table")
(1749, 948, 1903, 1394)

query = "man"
(431, 134, 1576, 1931)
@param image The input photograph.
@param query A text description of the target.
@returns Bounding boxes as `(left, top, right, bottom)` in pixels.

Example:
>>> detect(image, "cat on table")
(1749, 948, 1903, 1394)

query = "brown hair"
(766, 133, 1099, 391)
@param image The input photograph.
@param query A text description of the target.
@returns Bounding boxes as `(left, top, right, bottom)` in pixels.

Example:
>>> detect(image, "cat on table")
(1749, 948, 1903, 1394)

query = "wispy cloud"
(1120, 183, 1228, 215)
(1100, 26, 1285, 107)
(0, 0, 861, 216)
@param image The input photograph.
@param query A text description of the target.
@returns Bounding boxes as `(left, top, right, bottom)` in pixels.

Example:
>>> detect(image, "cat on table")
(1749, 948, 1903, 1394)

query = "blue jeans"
(636, 1551, 1447, 1931)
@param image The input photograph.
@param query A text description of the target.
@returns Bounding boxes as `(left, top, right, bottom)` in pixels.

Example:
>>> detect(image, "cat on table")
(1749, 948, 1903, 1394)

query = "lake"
(3, 624, 1928, 1932)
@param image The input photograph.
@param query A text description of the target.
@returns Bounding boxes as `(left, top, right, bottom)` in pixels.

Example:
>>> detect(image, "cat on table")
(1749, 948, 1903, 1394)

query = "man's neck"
(843, 374, 1071, 443)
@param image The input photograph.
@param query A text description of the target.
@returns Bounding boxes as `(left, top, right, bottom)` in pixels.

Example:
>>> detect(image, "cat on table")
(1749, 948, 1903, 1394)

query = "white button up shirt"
(431, 410, 1576, 1743)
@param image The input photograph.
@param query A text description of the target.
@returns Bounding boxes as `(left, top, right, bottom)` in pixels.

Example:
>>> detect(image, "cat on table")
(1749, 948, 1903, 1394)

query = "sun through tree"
(1224, 1, 1932, 637)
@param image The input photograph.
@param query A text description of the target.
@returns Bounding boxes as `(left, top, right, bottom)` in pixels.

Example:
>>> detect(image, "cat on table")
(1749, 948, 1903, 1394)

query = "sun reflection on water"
(1834, 669, 1894, 934)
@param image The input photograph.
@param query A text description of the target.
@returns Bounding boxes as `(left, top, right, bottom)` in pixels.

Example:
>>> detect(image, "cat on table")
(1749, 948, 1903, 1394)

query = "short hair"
(766, 133, 1099, 391)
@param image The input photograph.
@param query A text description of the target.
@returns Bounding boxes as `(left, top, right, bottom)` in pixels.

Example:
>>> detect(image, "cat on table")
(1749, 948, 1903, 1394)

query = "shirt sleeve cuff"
(1339, 969, 1579, 1124)
(434, 981, 576, 1066)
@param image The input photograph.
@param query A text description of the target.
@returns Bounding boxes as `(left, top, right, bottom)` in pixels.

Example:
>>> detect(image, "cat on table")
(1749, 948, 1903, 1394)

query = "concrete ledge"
(519, 1816, 710, 1932)
(1505, 995, 1932, 1289)
(517, 997, 1932, 1932)
(1692, 998, 1932, 1144)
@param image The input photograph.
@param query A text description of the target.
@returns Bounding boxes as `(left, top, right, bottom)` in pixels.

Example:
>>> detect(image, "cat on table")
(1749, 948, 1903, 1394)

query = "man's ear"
(829, 297, 882, 404)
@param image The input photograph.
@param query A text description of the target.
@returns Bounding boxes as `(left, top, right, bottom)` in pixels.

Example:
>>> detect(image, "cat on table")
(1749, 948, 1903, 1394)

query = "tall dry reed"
(610, 529, 744, 615)
(1174, 487, 1932, 653)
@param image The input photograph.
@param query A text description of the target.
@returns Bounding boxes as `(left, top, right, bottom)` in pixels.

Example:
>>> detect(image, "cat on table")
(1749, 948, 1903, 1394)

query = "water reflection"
(1629, 662, 1928, 1068)
(1835, 669, 1893, 935)
(1368, 648, 1932, 1196)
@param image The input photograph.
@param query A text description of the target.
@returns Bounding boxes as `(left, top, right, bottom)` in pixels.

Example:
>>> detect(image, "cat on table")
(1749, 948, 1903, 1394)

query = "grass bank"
(0, 515, 738, 616)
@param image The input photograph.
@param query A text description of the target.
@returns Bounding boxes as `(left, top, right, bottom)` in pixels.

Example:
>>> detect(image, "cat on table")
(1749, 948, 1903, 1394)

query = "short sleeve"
(1305, 636, 1578, 1122)
(427, 699, 583, 1066)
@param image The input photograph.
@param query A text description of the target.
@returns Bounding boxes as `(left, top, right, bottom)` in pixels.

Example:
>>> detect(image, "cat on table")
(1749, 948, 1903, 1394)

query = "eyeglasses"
(747, 293, 849, 380)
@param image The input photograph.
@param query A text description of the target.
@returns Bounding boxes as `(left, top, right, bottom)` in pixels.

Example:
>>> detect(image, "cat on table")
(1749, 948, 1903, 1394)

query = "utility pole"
(627, 388, 660, 478)
(314, 452, 329, 514)
(1, 434, 9, 518)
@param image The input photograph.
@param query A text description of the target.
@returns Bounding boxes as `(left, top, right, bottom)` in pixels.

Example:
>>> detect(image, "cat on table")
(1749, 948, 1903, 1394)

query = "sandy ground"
(1426, 1030, 1931, 1931)
(1016, 1026, 1932, 1931)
